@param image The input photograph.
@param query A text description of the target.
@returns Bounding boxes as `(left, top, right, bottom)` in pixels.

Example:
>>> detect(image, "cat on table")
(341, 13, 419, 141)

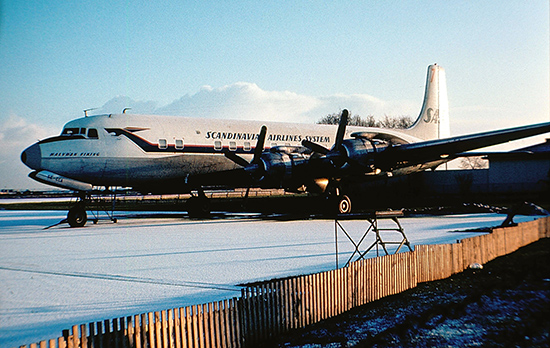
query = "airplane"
(21, 64, 550, 227)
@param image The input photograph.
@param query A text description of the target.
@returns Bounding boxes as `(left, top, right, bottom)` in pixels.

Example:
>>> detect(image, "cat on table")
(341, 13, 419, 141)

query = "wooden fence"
(19, 216, 550, 348)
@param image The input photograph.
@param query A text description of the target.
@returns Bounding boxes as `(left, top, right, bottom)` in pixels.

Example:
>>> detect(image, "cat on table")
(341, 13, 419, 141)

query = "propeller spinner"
(302, 109, 350, 169)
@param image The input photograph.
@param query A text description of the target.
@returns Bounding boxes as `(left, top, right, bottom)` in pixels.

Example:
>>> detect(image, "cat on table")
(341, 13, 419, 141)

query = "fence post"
(233, 298, 242, 348)
(215, 302, 224, 348)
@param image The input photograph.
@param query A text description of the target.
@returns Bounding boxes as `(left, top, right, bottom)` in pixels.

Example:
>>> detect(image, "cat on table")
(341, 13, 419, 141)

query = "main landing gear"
(186, 189, 211, 218)
(184, 187, 353, 217)
(336, 194, 352, 215)
(326, 184, 353, 215)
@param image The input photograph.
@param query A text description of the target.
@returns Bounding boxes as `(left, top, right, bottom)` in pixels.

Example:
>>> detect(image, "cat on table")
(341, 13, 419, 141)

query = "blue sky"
(0, 1, 549, 189)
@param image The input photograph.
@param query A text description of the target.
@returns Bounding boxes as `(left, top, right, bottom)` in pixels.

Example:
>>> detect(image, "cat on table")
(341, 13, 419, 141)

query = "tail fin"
(404, 64, 450, 140)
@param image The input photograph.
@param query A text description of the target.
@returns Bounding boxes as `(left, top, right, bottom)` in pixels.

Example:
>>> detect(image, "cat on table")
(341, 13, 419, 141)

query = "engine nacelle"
(340, 138, 388, 173)
(256, 150, 309, 189)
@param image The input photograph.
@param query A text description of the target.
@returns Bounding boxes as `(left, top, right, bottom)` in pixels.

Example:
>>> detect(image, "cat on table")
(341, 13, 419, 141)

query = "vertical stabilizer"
(405, 64, 450, 140)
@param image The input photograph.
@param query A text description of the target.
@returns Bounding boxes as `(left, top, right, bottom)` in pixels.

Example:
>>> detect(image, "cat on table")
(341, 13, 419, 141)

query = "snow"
(0, 197, 74, 205)
(0, 210, 537, 347)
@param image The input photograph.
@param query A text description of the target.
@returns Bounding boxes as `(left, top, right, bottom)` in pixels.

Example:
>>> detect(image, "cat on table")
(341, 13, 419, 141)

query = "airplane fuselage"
(23, 113, 423, 192)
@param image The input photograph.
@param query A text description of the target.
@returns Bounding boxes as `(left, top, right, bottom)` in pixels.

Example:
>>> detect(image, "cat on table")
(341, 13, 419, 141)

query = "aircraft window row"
(213, 141, 256, 152)
(61, 127, 98, 139)
(212, 141, 275, 152)
(154, 139, 282, 152)
(157, 138, 185, 150)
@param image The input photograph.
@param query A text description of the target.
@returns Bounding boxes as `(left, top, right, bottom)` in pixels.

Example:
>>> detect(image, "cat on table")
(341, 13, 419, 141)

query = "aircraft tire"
(68, 206, 87, 227)
(337, 195, 352, 214)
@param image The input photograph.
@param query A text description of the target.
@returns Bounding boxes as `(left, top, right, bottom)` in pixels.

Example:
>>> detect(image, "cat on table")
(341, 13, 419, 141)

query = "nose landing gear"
(67, 202, 87, 227)
(65, 191, 119, 228)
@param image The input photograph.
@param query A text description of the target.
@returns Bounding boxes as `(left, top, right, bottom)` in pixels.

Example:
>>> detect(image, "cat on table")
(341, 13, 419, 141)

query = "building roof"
(513, 138, 550, 153)
(486, 139, 550, 161)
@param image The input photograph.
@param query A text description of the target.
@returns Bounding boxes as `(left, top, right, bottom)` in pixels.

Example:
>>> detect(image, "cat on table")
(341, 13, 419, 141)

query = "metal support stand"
(87, 189, 118, 224)
(335, 210, 412, 268)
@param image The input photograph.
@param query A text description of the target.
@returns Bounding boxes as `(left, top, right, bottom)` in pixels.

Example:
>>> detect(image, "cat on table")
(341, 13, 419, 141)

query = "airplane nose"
(21, 143, 42, 170)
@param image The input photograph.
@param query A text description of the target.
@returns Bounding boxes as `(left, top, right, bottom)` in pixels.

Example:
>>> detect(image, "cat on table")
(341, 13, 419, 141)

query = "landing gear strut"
(65, 190, 119, 227)
(187, 189, 211, 218)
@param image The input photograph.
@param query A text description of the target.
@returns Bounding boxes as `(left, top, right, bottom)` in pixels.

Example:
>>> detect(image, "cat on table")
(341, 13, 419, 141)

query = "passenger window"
(175, 139, 184, 150)
(214, 141, 222, 151)
(87, 129, 98, 139)
(229, 141, 237, 151)
(244, 142, 251, 151)
(158, 139, 167, 149)
(80, 128, 86, 134)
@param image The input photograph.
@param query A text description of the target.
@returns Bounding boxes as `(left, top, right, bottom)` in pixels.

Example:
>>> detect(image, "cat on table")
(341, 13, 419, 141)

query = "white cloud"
(96, 96, 159, 116)
(0, 114, 54, 145)
(94, 82, 418, 123)
(0, 114, 58, 189)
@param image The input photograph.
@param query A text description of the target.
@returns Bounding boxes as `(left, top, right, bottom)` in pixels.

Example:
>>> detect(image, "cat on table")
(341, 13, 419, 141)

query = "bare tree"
(317, 113, 342, 125)
(318, 111, 413, 129)
(459, 156, 489, 169)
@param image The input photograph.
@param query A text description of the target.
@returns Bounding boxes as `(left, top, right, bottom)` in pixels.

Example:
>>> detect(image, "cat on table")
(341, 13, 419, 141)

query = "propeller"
(222, 125, 268, 204)
(334, 109, 348, 150)
(223, 125, 267, 178)
(301, 140, 330, 155)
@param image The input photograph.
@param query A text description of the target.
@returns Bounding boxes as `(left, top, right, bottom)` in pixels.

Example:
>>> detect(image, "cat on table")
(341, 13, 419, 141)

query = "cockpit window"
(61, 127, 99, 139)
(87, 128, 98, 139)
(61, 128, 80, 136)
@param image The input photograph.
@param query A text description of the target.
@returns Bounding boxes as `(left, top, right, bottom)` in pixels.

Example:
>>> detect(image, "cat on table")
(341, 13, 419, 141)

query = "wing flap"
(351, 131, 410, 145)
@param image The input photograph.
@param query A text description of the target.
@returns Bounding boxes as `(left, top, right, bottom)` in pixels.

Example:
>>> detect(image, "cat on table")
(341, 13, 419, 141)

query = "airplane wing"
(379, 121, 550, 170)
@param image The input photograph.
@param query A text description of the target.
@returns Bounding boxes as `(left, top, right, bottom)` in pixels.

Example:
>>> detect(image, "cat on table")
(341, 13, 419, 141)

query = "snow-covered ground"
(0, 210, 538, 347)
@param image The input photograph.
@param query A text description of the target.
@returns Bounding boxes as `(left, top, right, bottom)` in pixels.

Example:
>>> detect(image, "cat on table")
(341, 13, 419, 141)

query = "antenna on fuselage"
(122, 108, 131, 114)
(83, 108, 97, 117)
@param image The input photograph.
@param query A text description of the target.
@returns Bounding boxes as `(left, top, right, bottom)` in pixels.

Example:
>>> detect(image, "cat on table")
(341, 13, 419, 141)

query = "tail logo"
(423, 108, 440, 124)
